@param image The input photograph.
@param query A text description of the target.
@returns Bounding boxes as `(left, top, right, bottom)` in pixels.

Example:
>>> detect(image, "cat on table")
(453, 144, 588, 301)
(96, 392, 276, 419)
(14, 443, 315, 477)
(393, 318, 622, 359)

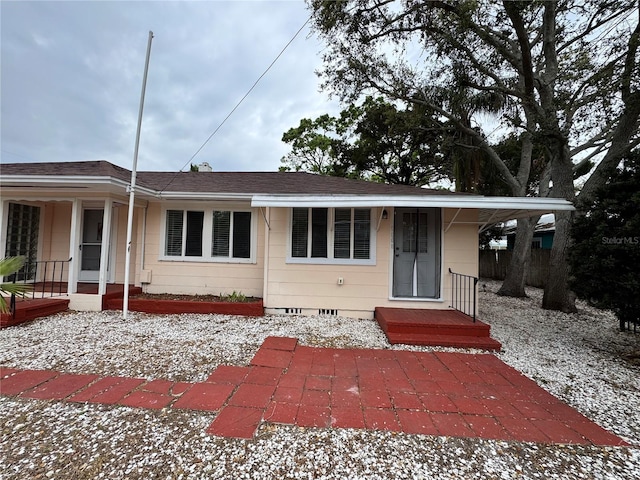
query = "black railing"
(8, 259, 72, 317)
(448, 268, 478, 322)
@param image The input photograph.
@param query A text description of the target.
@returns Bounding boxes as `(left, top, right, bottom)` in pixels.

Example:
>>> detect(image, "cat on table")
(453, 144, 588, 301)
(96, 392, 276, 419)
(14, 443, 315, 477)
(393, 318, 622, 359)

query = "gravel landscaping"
(1, 280, 639, 479)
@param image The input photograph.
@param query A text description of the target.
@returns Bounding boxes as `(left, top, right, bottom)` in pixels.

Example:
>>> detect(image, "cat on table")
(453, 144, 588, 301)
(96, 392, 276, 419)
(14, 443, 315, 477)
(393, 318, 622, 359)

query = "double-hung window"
(163, 208, 253, 262)
(289, 207, 374, 264)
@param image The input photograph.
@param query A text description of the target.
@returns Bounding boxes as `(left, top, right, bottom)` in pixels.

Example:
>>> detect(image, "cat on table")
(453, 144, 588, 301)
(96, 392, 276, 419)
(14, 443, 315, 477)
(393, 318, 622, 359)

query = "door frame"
(389, 207, 443, 301)
(78, 206, 117, 283)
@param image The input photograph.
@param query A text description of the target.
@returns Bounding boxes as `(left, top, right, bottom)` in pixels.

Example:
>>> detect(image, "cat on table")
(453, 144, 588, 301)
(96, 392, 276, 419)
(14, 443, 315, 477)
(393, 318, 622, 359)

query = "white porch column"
(68, 199, 81, 294)
(98, 199, 113, 296)
(0, 200, 6, 259)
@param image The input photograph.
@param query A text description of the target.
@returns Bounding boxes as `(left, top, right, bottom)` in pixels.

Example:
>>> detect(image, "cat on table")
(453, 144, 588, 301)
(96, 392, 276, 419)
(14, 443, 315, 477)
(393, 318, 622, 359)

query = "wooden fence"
(479, 249, 551, 288)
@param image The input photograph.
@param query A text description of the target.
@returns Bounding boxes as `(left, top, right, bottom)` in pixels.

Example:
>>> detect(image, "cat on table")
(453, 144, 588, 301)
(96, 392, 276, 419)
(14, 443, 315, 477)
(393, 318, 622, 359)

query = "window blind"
(212, 211, 231, 257)
(165, 210, 183, 256)
(334, 208, 351, 259)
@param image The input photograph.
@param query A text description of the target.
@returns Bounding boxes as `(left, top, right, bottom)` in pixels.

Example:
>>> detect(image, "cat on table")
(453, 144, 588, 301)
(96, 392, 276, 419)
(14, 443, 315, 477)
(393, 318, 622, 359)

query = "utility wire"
(159, 14, 312, 193)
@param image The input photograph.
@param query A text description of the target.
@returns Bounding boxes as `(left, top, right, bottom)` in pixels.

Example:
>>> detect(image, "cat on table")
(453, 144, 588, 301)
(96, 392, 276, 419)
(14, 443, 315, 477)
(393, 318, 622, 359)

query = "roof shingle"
(1, 160, 470, 197)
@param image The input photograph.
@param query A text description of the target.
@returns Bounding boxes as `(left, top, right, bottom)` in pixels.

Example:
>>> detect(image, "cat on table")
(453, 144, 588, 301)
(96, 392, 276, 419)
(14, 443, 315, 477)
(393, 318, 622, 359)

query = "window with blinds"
(291, 207, 372, 263)
(165, 210, 184, 256)
(353, 209, 371, 259)
(211, 211, 230, 257)
(334, 209, 351, 259)
(164, 208, 253, 261)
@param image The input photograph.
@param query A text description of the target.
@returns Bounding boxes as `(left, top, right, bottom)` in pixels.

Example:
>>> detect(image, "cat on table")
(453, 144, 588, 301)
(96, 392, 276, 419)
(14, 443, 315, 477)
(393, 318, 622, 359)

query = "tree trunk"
(542, 210, 577, 312)
(542, 144, 578, 312)
(497, 216, 538, 297)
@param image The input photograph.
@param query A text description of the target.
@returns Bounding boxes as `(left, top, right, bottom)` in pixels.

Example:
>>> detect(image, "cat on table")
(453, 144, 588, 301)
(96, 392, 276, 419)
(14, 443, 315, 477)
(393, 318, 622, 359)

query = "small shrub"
(219, 291, 247, 303)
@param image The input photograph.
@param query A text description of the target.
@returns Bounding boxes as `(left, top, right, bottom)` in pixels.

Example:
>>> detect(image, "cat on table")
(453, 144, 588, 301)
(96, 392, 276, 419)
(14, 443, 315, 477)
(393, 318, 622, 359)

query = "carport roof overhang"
(250, 194, 575, 228)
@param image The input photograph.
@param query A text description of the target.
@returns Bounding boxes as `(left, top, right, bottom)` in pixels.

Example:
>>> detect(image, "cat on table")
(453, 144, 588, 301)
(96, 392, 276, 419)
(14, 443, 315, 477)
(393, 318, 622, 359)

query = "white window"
(289, 207, 375, 265)
(162, 207, 255, 262)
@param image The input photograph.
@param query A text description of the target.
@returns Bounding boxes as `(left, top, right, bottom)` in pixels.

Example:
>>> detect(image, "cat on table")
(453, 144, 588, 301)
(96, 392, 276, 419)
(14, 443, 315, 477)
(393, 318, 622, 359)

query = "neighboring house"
(504, 222, 555, 250)
(0, 161, 573, 318)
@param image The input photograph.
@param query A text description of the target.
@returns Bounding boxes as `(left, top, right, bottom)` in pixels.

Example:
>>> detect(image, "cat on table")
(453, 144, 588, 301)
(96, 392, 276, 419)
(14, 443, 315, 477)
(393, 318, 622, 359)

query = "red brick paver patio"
(0, 338, 628, 446)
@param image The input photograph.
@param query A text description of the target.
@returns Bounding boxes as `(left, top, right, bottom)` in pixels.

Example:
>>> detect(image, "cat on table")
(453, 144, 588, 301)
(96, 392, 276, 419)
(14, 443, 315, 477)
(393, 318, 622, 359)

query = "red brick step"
(375, 307, 502, 351)
(385, 332, 502, 351)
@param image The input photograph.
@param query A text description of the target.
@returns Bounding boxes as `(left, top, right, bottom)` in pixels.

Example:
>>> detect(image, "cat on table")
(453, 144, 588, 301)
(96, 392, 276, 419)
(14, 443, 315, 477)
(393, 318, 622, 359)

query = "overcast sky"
(1, 0, 340, 172)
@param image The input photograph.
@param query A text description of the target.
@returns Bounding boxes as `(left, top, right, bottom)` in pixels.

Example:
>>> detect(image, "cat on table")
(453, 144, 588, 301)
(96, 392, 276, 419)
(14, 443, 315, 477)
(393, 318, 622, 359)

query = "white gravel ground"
(1, 280, 639, 479)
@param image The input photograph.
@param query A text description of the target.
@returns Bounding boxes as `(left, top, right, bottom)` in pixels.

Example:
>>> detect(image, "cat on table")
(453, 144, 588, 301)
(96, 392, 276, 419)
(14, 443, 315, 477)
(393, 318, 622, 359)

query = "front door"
(79, 209, 113, 282)
(392, 208, 441, 298)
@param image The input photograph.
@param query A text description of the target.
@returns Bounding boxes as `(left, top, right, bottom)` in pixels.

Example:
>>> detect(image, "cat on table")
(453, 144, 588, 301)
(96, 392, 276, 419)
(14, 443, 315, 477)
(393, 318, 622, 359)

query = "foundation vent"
(285, 307, 303, 314)
(319, 308, 338, 316)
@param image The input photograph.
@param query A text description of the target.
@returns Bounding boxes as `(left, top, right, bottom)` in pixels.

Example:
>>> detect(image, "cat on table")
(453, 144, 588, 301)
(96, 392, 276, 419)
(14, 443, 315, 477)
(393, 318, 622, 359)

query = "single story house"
(0, 160, 574, 318)
(505, 221, 555, 250)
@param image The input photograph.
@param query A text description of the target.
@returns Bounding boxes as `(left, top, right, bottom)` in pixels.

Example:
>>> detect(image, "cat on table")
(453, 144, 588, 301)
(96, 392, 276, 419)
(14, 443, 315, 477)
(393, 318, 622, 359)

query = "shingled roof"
(1, 160, 133, 183)
(1, 160, 468, 197)
(1, 160, 575, 224)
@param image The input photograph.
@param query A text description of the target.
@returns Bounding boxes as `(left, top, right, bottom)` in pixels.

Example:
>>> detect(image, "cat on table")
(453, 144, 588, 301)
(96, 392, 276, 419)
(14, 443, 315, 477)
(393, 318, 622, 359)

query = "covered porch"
(1, 195, 146, 310)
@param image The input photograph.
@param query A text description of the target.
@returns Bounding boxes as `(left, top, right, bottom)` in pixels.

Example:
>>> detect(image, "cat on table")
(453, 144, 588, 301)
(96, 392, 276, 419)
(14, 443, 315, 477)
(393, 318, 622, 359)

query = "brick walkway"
(0, 336, 627, 445)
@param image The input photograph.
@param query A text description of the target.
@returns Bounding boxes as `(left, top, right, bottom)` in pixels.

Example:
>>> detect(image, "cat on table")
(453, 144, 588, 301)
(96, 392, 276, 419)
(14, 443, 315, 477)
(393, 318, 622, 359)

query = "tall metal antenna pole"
(123, 30, 154, 320)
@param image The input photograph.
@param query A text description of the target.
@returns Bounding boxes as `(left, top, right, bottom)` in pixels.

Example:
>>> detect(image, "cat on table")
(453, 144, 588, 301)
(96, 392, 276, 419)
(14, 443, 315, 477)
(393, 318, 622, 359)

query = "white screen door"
(79, 209, 113, 282)
(392, 208, 441, 298)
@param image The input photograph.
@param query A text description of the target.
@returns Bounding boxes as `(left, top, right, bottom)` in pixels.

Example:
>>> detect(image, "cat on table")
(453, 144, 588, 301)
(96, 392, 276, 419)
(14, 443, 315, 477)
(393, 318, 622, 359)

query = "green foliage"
(281, 96, 448, 186)
(219, 291, 247, 303)
(0, 256, 32, 313)
(190, 164, 199, 172)
(479, 225, 504, 251)
(569, 152, 640, 328)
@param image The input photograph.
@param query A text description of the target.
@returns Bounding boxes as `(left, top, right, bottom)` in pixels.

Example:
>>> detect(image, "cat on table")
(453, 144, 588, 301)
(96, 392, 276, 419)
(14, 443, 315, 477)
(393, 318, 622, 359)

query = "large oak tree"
(308, 0, 640, 312)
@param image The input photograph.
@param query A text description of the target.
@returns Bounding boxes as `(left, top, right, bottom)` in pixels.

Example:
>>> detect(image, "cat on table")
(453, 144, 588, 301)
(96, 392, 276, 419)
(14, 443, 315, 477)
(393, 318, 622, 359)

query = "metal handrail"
(8, 259, 72, 316)
(448, 268, 478, 322)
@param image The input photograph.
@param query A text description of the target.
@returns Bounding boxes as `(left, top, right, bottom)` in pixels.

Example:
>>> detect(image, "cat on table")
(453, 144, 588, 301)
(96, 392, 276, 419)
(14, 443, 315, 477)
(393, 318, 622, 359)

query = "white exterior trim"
(158, 192, 253, 201)
(251, 194, 574, 210)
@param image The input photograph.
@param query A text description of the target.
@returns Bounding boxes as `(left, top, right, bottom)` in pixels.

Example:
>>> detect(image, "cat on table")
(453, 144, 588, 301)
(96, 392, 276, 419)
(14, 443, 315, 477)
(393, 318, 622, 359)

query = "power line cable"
(159, 14, 312, 193)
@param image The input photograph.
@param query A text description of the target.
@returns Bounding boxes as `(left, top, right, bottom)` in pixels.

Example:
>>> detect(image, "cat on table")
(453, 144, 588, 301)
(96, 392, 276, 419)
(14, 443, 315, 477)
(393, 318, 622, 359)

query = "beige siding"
(139, 202, 265, 297)
(112, 203, 138, 284)
(41, 203, 72, 263)
(264, 207, 479, 318)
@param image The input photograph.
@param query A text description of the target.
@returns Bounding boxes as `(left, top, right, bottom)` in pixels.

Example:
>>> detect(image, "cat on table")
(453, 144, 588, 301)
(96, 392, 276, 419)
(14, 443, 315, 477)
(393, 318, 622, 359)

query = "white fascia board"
(1, 175, 159, 198)
(158, 192, 253, 201)
(1, 174, 126, 186)
(250, 194, 575, 211)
